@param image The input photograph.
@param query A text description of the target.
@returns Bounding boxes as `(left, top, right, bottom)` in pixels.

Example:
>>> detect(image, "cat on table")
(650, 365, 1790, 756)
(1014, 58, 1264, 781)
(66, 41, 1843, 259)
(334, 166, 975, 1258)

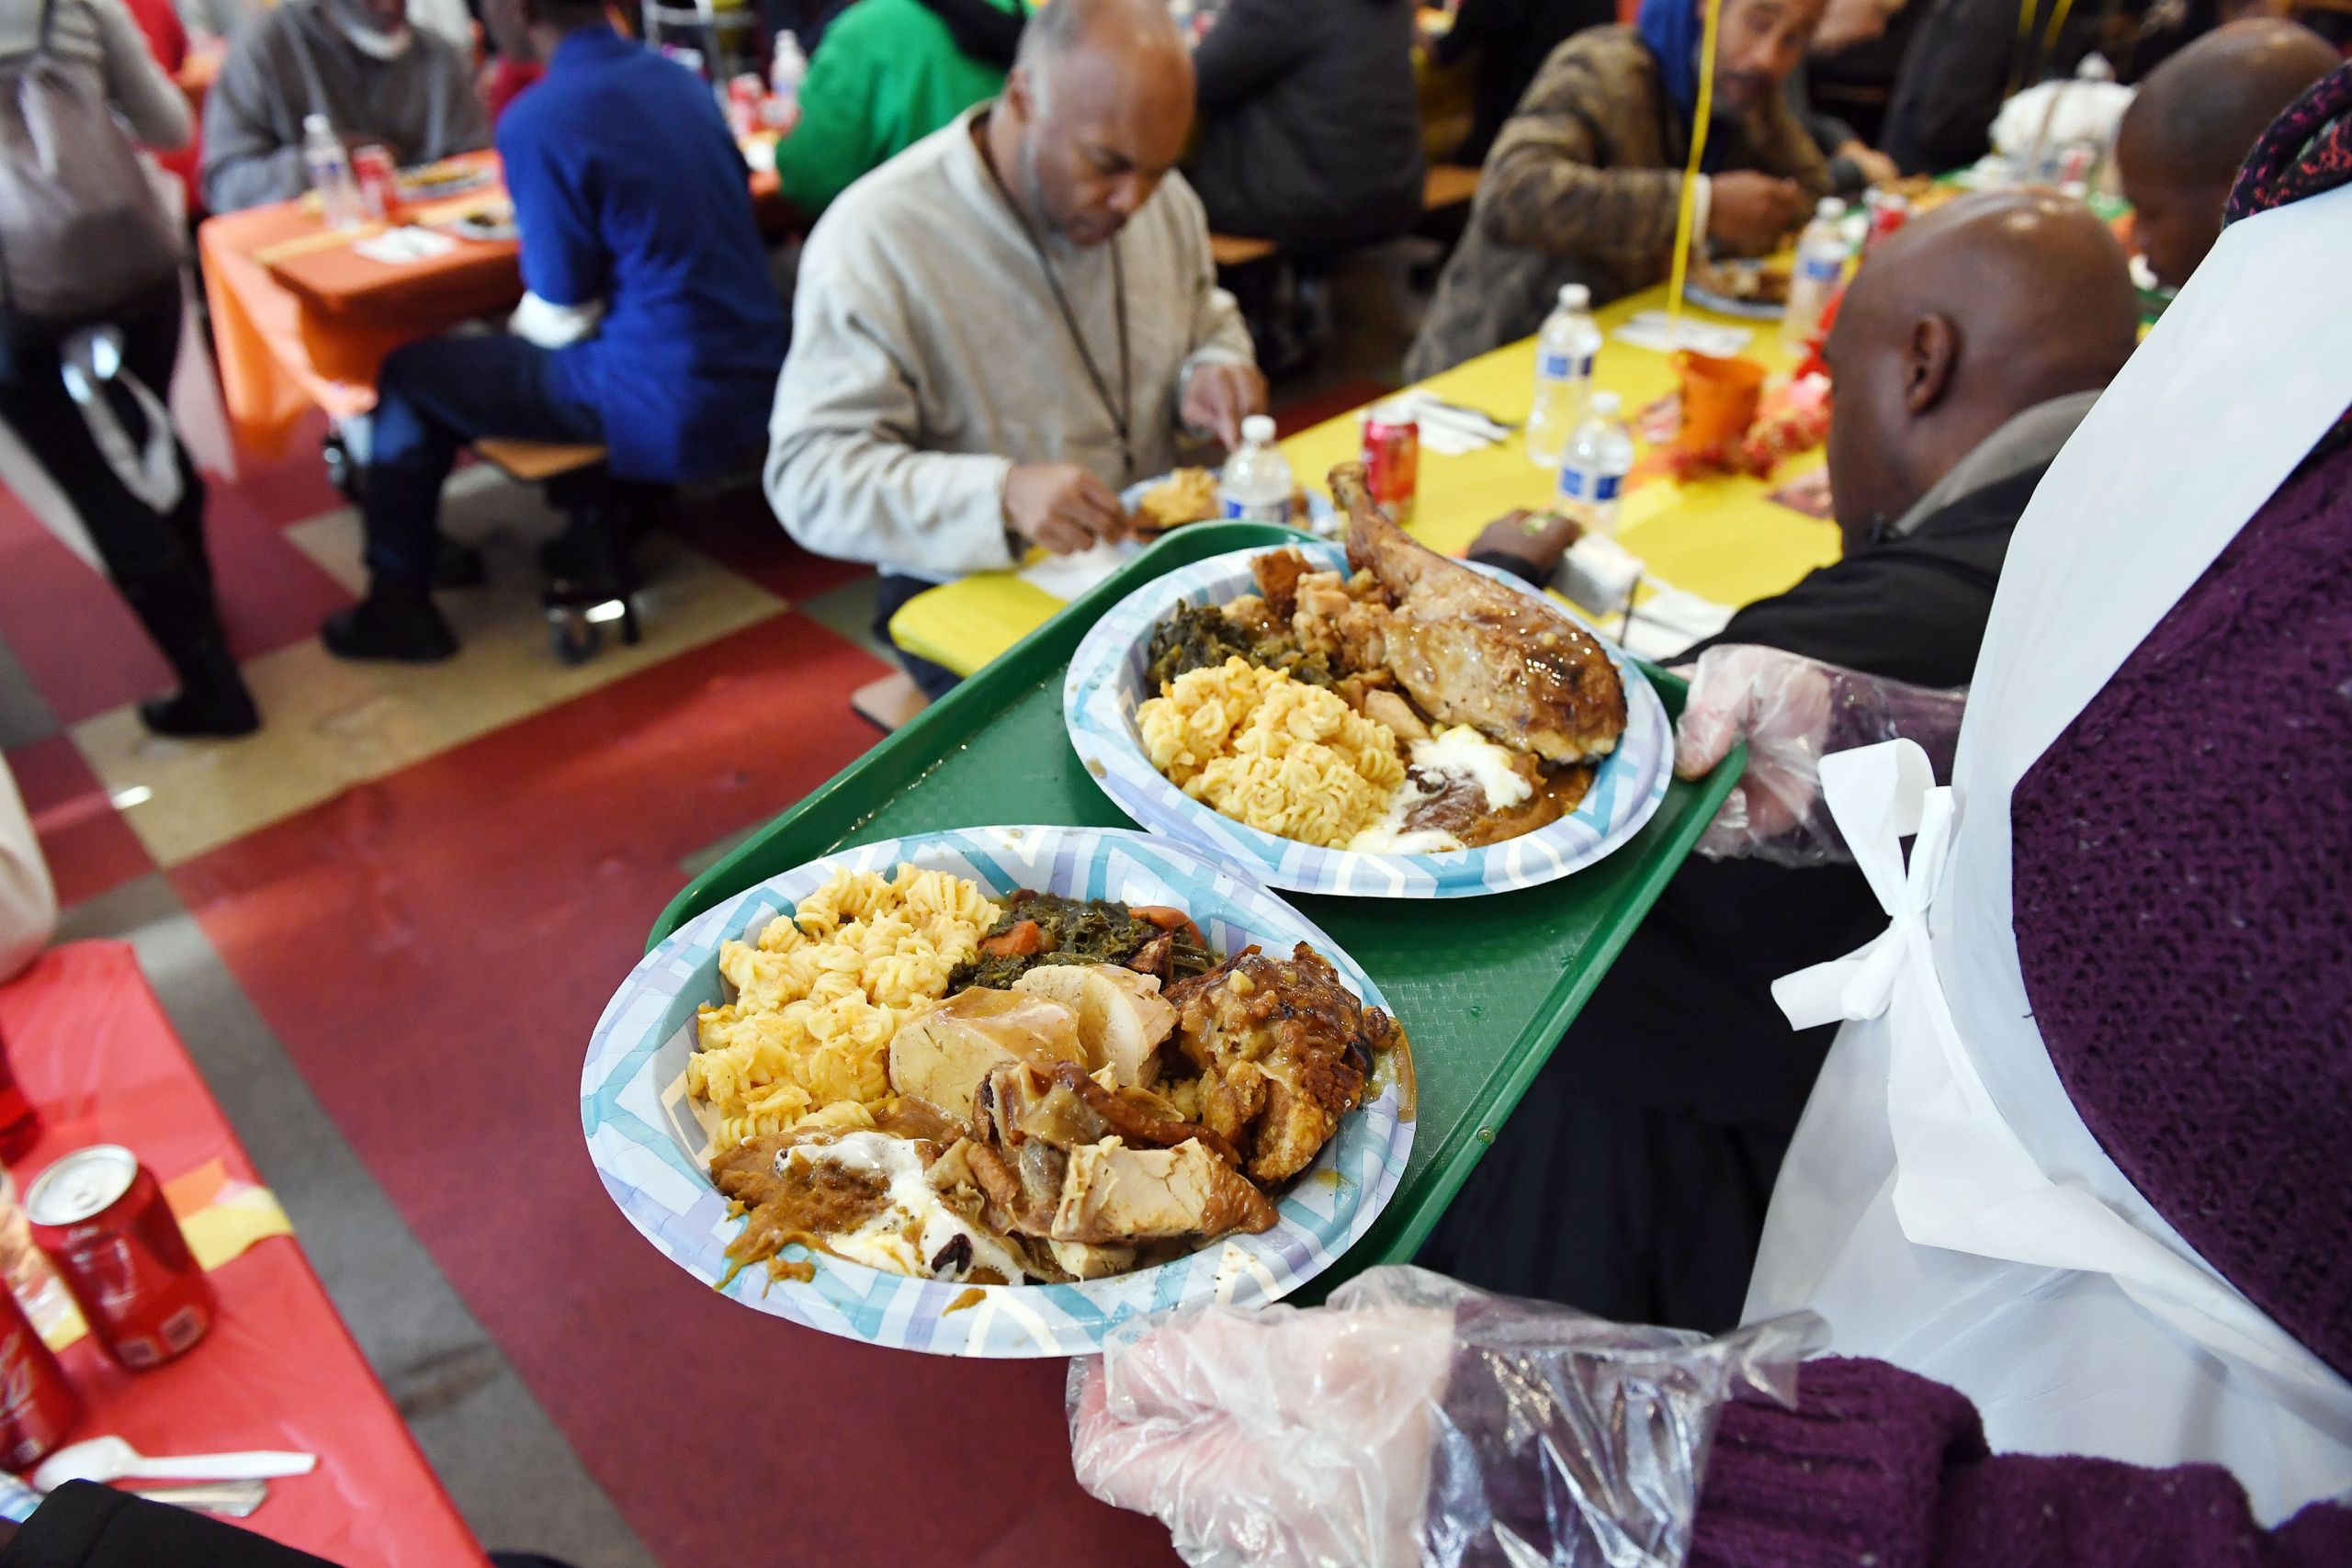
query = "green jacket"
(771, 0, 1019, 216)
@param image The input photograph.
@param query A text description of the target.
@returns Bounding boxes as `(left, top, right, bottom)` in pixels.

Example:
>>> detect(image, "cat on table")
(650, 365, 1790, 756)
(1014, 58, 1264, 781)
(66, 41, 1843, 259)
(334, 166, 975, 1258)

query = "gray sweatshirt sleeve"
(200, 27, 309, 211)
(91, 0, 192, 149)
(763, 234, 1018, 577)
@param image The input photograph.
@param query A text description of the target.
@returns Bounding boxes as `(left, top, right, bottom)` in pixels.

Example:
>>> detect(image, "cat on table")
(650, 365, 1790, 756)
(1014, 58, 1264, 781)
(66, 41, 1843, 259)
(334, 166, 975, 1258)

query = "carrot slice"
(979, 919, 1046, 958)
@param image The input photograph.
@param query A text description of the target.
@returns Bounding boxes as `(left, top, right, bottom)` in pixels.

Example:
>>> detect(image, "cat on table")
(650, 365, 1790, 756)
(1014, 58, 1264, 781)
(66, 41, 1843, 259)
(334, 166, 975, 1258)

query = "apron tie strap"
(1771, 740, 1954, 1030)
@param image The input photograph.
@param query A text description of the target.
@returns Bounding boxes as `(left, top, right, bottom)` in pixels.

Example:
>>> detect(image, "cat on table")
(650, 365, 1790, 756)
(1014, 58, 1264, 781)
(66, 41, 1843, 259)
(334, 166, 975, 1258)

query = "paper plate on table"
(581, 824, 1413, 1358)
(1064, 542, 1672, 898)
(1683, 280, 1787, 320)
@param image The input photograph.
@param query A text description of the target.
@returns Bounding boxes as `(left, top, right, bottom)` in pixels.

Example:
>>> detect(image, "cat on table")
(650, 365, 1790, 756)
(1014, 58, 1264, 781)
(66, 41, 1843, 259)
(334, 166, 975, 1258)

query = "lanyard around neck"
(977, 120, 1134, 472)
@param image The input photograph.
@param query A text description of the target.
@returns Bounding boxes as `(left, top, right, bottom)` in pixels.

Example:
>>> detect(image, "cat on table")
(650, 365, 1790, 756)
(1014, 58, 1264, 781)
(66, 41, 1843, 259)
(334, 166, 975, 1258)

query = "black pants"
(873, 571, 963, 702)
(0, 293, 227, 686)
(360, 333, 605, 587)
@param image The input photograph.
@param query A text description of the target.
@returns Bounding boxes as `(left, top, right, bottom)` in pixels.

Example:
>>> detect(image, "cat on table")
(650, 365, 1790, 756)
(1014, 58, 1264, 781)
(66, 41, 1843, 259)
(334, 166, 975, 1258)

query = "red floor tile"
(0, 478, 354, 726)
(6, 735, 154, 909)
(170, 613, 1170, 1567)
(661, 484, 874, 604)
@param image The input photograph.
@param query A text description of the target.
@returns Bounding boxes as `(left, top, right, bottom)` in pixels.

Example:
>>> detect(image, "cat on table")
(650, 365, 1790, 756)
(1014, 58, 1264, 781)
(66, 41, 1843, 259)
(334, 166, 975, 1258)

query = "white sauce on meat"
(778, 1132, 1035, 1284)
(1346, 727, 1532, 855)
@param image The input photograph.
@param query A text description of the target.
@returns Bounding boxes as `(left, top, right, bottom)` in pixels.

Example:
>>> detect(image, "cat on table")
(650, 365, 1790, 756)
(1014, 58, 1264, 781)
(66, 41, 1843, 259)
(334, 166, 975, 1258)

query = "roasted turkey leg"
(1331, 463, 1627, 763)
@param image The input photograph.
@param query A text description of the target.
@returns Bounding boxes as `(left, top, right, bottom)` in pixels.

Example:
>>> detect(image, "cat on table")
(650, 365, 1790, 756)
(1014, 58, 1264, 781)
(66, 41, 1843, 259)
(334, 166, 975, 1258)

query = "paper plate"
(581, 825, 1413, 1358)
(1684, 272, 1788, 321)
(1122, 473, 1337, 536)
(1064, 542, 1672, 898)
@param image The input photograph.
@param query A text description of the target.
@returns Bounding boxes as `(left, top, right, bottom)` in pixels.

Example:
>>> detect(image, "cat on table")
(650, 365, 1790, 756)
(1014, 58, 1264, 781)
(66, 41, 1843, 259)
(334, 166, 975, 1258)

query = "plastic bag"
(1671, 644, 1968, 867)
(1069, 1265, 1826, 1568)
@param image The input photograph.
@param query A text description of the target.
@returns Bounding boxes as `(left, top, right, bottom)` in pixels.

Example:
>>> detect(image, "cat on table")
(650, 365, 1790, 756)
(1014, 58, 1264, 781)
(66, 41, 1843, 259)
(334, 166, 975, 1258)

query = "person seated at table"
(1406, 0, 1832, 380)
(0, 757, 55, 985)
(2115, 17, 2339, 291)
(771, 0, 1027, 218)
(1420, 187, 2141, 1329)
(319, 0, 788, 661)
(764, 0, 1265, 700)
(1182, 0, 1425, 255)
(199, 0, 489, 213)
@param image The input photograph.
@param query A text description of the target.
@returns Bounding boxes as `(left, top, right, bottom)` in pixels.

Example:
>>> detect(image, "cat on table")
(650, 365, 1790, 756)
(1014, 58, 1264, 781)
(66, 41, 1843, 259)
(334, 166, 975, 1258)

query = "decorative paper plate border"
(1064, 543, 1671, 897)
(582, 826, 1414, 1358)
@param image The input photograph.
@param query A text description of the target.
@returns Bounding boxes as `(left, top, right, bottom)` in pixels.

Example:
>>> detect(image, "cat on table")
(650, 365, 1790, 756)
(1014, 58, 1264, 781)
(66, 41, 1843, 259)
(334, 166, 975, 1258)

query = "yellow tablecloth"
(888, 284, 1842, 677)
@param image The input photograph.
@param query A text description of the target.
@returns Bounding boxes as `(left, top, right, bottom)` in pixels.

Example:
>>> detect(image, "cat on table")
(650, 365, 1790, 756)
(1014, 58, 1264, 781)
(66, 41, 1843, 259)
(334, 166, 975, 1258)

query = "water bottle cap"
(1589, 390, 1622, 417)
(1816, 197, 1843, 220)
(1558, 284, 1589, 310)
(1240, 414, 1275, 445)
(303, 113, 332, 134)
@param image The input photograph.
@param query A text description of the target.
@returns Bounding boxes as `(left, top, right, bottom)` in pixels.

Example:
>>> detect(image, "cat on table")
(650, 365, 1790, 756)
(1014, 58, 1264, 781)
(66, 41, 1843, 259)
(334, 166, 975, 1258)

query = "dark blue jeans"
(361, 333, 604, 585)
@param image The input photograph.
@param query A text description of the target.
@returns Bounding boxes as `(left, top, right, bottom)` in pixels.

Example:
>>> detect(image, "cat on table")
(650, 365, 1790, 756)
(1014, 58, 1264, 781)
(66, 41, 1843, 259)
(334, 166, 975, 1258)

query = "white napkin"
(1016, 539, 1142, 600)
(1614, 311, 1752, 356)
(352, 226, 458, 265)
(1371, 391, 1511, 456)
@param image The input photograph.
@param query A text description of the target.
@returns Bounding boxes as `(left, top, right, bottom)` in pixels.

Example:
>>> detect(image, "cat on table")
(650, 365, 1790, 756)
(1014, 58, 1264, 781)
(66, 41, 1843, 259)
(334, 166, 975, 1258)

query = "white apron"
(1743, 183, 2352, 1525)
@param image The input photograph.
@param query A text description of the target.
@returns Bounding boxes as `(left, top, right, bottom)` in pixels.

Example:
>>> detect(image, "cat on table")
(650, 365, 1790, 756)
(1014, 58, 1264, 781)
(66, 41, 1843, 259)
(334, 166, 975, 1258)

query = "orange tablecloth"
(199, 149, 793, 457)
(197, 152, 525, 457)
(0, 942, 492, 1568)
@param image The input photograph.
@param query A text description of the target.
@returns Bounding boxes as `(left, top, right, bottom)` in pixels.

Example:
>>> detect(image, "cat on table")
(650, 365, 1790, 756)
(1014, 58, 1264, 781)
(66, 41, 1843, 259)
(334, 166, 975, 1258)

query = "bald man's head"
(2117, 19, 2337, 288)
(987, 0, 1193, 247)
(1822, 189, 2140, 547)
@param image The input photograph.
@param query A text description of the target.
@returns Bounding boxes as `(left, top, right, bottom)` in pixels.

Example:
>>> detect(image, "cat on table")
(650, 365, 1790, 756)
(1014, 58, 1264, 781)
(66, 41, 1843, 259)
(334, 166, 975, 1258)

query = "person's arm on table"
(0, 758, 55, 985)
(1189, 0, 1312, 115)
(199, 37, 310, 212)
(1169, 183, 1264, 450)
(93, 0, 192, 149)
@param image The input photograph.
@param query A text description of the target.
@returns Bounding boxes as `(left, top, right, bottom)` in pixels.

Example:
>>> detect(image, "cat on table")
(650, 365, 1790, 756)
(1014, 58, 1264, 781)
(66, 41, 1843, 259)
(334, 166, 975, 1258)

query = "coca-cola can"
(726, 73, 764, 138)
(0, 1020, 40, 1164)
(26, 1146, 213, 1371)
(1362, 400, 1419, 525)
(1863, 190, 1911, 252)
(351, 144, 399, 222)
(0, 1282, 77, 1469)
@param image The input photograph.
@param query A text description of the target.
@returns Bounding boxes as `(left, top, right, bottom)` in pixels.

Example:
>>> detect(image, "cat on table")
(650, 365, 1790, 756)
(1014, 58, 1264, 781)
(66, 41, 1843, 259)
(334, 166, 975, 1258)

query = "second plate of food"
(582, 825, 1413, 1358)
(1066, 473, 1671, 897)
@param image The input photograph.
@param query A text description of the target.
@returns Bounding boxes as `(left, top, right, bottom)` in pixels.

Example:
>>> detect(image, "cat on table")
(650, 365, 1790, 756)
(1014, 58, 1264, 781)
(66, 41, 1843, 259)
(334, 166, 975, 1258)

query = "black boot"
(117, 574, 262, 739)
(322, 581, 458, 662)
(432, 535, 486, 590)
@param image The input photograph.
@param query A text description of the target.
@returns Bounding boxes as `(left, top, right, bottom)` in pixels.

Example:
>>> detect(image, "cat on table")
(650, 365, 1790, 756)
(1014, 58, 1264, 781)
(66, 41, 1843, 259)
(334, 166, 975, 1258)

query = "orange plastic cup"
(1672, 350, 1768, 455)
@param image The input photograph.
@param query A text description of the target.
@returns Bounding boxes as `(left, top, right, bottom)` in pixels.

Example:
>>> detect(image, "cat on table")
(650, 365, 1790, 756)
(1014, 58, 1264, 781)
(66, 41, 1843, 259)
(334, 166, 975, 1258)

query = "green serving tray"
(648, 522, 1744, 1301)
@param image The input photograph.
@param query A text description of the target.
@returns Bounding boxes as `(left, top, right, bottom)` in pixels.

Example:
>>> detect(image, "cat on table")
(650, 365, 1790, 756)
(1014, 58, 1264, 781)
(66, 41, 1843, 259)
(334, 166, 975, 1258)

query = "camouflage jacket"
(1407, 26, 1830, 380)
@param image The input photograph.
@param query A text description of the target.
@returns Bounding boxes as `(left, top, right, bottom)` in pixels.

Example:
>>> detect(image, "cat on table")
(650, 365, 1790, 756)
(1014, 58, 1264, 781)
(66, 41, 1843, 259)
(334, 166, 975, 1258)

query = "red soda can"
(726, 73, 764, 138)
(0, 1022, 40, 1164)
(351, 144, 399, 222)
(1362, 400, 1420, 525)
(26, 1146, 213, 1371)
(1863, 190, 1911, 253)
(0, 1285, 76, 1469)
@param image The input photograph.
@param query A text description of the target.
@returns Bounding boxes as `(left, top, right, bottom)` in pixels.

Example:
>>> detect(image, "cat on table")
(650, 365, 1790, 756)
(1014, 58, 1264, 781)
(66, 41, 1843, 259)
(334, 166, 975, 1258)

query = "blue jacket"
(498, 27, 787, 480)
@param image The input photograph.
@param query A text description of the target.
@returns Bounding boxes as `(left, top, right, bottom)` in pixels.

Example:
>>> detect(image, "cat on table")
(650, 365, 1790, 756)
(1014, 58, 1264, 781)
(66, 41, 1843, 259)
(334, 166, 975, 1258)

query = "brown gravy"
(1403, 761, 1594, 849)
(713, 1136, 895, 1268)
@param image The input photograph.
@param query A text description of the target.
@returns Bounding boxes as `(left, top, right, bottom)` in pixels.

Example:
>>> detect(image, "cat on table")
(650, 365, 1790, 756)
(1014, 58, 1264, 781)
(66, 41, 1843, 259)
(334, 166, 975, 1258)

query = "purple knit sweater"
(1686, 432, 2352, 1565)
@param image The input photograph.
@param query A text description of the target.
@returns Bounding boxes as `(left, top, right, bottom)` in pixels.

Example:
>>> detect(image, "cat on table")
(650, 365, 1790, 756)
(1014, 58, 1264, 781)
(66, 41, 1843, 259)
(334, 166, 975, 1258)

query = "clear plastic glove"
(1069, 1265, 1825, 1568)
(1671, 645, 1968, 867)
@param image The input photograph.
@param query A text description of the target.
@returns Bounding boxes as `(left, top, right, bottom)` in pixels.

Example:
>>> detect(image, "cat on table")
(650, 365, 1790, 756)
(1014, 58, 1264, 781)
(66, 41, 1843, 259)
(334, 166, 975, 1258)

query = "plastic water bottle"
(1557, 390, 1634, 536)
(1219, 414, 1294, 524)
(1783, 197, 1849, 352)
(302, 114, 363, 230)
(1525, 283, 1601, 471)
(766, 30, 807, 131)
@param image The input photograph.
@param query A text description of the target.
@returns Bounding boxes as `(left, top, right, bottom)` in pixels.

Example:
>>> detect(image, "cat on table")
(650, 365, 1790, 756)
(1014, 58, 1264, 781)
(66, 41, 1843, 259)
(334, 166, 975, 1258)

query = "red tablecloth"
(0, 942, 491, 1568)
